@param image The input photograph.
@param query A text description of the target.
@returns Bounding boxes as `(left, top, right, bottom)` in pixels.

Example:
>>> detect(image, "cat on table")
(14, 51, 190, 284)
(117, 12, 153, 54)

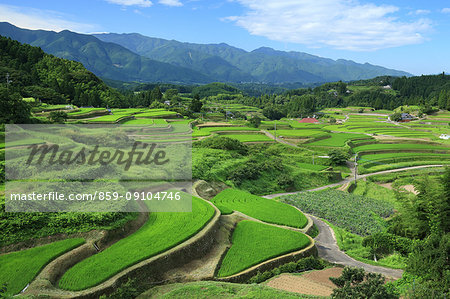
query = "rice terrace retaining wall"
(215, 234, 317, 283)
(24, 200, 221, 298)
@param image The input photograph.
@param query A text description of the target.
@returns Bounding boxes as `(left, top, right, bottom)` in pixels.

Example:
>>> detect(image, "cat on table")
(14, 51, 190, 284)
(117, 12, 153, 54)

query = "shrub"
(362, 232, 414, 257)
(328, 149, 349, 166)
(247, 257, 325, 283)
(194, 136, 248, 155)
(330, 267, 398, 299)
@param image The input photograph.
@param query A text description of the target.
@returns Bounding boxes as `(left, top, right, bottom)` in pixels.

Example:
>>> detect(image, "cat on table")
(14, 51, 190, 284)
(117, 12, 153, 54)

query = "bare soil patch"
(377, 182, 393, 189)
(266, 267, 342, 297)
(400, 184, 419, 195)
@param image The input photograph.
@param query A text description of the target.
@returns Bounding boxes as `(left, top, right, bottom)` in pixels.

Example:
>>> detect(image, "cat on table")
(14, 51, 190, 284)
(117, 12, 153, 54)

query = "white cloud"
(159, 0, 183, 6)
(0, 4, 96, 32)
(105, 0, 153, 7)
(414, 9, 430, 15)
(226, 0, 431, 51)
(442, 8, 450, 14)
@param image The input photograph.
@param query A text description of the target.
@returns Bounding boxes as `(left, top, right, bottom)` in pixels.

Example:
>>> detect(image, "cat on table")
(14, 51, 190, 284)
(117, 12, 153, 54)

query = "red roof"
(298, 117, 319, 123)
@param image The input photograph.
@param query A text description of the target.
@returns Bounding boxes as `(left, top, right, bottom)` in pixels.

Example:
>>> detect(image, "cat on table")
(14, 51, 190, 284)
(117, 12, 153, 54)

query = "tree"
(164, 88, 178, 100)
(262, 105, 285, 120)
(248, 116, 262, 128)
(390, 112, 402, 122)
(0, 88, 31, 123)
(48, 111, 68, 123)
(330, 267, 398, 299)
(150, 86, 163, 103)
(189, 94, 203, 112)
(328, 149, 349, 166)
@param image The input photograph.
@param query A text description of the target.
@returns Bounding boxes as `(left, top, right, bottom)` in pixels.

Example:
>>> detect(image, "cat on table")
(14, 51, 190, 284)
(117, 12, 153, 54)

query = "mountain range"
(0, 22, 411, 85)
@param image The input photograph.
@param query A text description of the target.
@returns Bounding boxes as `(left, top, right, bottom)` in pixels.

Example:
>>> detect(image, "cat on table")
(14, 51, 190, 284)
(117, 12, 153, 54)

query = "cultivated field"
(211, 189, 308, 228)
(0, 238, 85, 295)
(217, 220, 310, 277)
(59, 194, 215, 290)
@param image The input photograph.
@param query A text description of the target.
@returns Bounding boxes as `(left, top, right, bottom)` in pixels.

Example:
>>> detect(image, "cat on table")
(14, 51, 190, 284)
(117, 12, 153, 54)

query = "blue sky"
(0, 0, 449, 75)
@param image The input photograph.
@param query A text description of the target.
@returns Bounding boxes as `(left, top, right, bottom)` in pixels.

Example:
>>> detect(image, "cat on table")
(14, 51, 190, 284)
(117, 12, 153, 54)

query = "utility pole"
(274, 120, 277, 140)
(354, 153, 358, 184)
(6, 73, 12, 90)
(313, 153, 315, 165)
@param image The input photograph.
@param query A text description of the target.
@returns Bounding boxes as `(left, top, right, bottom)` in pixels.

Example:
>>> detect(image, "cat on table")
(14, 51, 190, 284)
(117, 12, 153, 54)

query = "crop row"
(281, 189, 394, 236)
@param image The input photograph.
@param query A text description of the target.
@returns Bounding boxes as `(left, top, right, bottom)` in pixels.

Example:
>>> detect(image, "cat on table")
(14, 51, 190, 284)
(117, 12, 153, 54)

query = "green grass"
(297, 162, 328, 171)
(223, 134, 273, 143)
(217, 221, 310, 277)
(351, 180, 396, 204)
(211, 189, 308, 228)
(139, 280, 310, 298)
(307, 133, 371, 147)
(59, 194, 215, 291)
(0, 238, 85, 295)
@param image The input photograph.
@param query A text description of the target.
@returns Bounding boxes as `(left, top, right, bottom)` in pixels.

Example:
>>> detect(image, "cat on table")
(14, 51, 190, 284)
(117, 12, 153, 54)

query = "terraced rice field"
(222, 134, 273, 143)
(135, 110, 178, 118)
(85, 113, 131, 123)
(353, 143, 450, 153)
(59, 194, 215, 291)
(0, 238, 85, 295)
(67, 108, 106, 115)
(307, 133, 371, 147)
(217, 221, 310, 277)
(192, 126, 259, 137)
(269, 129, 328, 139)
(211, 189, 308, 228)
(357, 151, 450, 173)
(123, 118, 168, 125)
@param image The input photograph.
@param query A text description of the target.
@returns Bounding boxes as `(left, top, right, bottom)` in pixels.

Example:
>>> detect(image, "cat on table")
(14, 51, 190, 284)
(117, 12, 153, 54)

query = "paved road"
(310, 215, 403, 279)
(263, 164, 443, 199)
(263, 164, 445, 279)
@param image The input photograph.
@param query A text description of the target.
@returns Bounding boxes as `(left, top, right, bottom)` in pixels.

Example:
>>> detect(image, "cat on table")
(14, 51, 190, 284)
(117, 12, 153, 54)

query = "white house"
(439, 134, 450, 140)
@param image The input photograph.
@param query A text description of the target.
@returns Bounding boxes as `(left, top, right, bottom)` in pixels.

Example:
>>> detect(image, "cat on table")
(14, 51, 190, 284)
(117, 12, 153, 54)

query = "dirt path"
(262, 130, 299, 147)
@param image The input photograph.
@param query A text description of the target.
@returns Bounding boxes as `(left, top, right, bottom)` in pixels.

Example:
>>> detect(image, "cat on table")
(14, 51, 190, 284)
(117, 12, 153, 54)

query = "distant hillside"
(0, 35, 125, 109)
(95, 32, 412, 83)
(0, 22, 210, 84)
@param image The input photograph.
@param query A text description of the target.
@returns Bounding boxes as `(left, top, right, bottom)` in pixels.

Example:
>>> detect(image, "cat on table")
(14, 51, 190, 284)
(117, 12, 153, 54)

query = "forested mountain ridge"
(0, 23, 412, 85)
(0, 34, 127, 122)
(0, 22, 211, 84)
(94, 32, 411, 83)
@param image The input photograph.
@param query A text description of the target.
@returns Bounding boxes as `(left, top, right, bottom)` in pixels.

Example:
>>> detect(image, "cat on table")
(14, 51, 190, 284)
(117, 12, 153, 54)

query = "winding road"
(263, 164, 445, 279)
(310, 215, 403, 279)
(263, 164, 444, 199)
